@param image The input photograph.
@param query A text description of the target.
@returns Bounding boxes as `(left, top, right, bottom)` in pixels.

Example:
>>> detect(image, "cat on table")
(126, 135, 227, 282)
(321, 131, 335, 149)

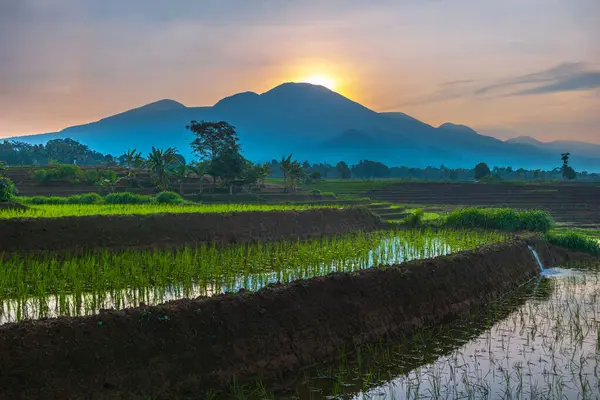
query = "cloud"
(510, 71, 600, 95)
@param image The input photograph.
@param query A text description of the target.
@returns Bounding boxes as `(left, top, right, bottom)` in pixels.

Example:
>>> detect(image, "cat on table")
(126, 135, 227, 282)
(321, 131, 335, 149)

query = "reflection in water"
(229, 262, 599, 399)
(0, 230, 505, 323)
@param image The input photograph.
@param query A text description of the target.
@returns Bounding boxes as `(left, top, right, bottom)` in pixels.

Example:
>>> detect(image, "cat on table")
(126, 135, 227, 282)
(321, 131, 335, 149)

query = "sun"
(301, 74, 337, 91)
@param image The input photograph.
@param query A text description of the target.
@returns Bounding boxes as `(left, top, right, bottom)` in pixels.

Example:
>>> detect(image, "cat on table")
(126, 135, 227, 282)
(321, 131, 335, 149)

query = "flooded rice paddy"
(0, 229, 506, 323)
(227, 261, 599, 400)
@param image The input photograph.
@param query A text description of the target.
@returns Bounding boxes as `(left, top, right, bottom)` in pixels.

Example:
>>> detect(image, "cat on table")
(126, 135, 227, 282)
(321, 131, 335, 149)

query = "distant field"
(0, 203, 341, 219)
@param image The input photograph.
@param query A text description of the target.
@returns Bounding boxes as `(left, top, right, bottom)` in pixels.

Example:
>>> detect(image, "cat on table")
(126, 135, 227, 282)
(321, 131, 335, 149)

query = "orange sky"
(1, 0, 599, 142)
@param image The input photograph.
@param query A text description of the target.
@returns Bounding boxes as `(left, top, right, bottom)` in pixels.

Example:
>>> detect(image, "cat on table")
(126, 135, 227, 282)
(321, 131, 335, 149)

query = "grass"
(0, 229, 507, 322)
(0, 203, 341, 219)
(442, 207, 554, 232)
(544, 230, 600, 256)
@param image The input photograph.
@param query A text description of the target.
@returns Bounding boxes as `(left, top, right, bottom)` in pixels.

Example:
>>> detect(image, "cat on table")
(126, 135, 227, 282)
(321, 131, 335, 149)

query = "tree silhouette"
(146, 147, 180, 191)
(561, 152, 576, 180)
(474, 162, 491, 180)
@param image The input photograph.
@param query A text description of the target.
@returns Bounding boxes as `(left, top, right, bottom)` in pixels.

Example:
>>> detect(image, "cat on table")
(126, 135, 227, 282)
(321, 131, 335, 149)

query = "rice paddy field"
(207, 260, 600, 399)
(0, 229, 507, 324)
(0, 203, 340, 219)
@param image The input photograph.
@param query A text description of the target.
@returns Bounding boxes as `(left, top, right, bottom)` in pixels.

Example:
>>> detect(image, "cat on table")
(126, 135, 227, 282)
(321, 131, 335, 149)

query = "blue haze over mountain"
(12, 83, 600, 171)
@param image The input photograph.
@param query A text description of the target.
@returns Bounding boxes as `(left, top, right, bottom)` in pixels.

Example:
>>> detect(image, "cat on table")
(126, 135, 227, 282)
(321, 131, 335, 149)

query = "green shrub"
(403, 208, 424, 227)
(544, 231, 600, 256)
(22, 196, 68, 205)
(155, 191, 184, 204)
(66, 193, 103, 204)
(104, 192, 154, 204)
(0, 177, 17, 201)
(84, 169, 117, 185)
(32, 164, 83, 183)
(443, 207, 553, 232)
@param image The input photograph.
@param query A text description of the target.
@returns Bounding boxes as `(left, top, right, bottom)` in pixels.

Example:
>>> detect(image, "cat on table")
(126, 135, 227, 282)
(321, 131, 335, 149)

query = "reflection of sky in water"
(347, 268, 600, 400)
(0, 236, 464, 324)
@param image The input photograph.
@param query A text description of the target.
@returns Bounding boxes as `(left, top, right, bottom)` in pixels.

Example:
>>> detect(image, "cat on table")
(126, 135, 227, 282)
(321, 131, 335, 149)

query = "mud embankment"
(0, 207, 381, 252)
(0, 239, 587, 399)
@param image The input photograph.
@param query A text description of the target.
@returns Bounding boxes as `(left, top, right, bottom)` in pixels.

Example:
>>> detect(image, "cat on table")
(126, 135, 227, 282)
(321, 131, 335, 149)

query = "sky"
(1, 0, 599, 143)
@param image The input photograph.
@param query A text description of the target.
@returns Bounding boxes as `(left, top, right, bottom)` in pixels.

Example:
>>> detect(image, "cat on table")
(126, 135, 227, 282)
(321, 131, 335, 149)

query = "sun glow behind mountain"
(300, 74, 337, 91)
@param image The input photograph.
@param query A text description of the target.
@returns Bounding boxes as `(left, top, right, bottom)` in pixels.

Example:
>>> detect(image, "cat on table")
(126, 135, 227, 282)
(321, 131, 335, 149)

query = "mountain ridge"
(6, 82, 600, 171)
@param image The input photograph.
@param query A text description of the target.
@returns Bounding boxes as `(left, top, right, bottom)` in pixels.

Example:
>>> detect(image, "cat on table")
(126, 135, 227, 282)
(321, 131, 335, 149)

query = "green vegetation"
(0, 177, 17, 202)
(443, 207, 554, 232)
(155, 191, 184, 204)
(0, 202, 342, 219)
(103, 192, 154, 205)
(0, 229, 507, 322)
(544, 230, 600, 256)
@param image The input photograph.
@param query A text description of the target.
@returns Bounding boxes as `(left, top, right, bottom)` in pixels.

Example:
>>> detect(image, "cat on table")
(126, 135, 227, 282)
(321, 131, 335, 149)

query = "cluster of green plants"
(0, 229, 507, 322)
(31, 164, 117, 186)
(0, 161, 16, 202)
(0, 201, 339, 219)
(18, 191, 184, 206)
(544, 230, 600, 256)
(442, 207, 554, 232)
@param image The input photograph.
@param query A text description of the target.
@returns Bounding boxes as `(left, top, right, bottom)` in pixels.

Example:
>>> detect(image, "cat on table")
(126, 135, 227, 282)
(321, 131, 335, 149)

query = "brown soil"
(367, 182, 600, 229)
(0, 207, 381, 253)
(0, 238, 587, 400)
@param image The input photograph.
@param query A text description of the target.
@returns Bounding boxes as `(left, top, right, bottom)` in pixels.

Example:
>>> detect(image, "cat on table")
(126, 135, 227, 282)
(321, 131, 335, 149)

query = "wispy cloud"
(510, 71, 600, 95)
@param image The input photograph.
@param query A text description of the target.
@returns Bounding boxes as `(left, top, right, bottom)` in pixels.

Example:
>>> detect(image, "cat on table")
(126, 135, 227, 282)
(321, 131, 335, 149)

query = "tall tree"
(211, 149, 246, 195)
(146, 147, 180, 191)
(120, 149, 144, 187)
(560, 152, 576, 180)
(336, 161, 351, 179)
(187, 121, 240, 162)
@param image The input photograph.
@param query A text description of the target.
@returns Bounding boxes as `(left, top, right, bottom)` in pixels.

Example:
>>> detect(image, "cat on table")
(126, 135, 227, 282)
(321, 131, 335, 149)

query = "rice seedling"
(0, 229, 506, 323)
(0, 203, 343, 219)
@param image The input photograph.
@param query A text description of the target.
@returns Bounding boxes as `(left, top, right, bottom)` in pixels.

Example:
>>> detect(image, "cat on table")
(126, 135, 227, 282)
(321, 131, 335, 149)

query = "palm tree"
(121, 149, 143, 187)
(146, 147, 179, 191)
(280, 154, 293, 193)
(280, 154, 303, 192)
(187, 161, 210, 195)
(170, 163, 189, 195)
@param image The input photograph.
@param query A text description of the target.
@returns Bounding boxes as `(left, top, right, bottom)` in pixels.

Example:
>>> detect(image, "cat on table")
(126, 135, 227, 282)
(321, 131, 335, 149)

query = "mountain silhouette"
(11, 82, 600, 170)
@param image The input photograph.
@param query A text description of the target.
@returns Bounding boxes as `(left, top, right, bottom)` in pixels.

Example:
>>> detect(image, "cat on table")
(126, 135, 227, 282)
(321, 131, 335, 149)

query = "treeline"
(268, 159, 599, 182)
(2, 126, 599, 186)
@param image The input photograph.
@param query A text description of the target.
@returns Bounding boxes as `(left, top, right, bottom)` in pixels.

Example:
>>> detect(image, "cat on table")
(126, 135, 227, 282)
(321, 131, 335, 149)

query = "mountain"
(506, 136, 600, 161)
(9, 82, 600, 171)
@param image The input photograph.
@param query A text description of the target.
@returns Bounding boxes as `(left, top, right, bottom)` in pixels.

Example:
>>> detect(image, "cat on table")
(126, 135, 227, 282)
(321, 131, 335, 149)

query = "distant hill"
(9, 82, 600, 171)
(506, 136, 600, 162)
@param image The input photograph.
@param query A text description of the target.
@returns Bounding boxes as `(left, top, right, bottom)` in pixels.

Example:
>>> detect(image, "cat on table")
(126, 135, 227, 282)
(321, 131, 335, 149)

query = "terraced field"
(367, 182, 600, 229)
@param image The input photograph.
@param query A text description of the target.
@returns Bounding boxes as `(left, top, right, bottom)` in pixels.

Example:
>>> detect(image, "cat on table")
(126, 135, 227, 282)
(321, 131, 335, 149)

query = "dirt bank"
(0, 238, 587, 399)
(0, 207, 381, 252)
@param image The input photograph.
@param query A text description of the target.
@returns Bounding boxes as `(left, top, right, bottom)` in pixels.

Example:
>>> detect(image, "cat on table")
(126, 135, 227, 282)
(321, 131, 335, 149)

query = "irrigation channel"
(0, 229, 507, 324)
(215, 260, 600, 399)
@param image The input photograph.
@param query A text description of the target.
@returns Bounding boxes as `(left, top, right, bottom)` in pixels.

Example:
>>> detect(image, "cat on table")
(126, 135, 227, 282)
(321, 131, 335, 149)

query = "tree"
(120, 149, 144, 187)
(187, 161, 210, 194)
(561, 152, 576, 180)
(146, 147, 180, 191)
(336, 161, 351, 179)
(280, 154, 304, 192)
(310, 171, 322, 182)
(0, 161, 6, 176)
(169, 163, 189, 195)
(211, 149, 246, 195)
(188, 121, 240, 160)
(0, 177, 17, 202)
(45, 138, 90, 165)
(474, 162, 491, 180)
